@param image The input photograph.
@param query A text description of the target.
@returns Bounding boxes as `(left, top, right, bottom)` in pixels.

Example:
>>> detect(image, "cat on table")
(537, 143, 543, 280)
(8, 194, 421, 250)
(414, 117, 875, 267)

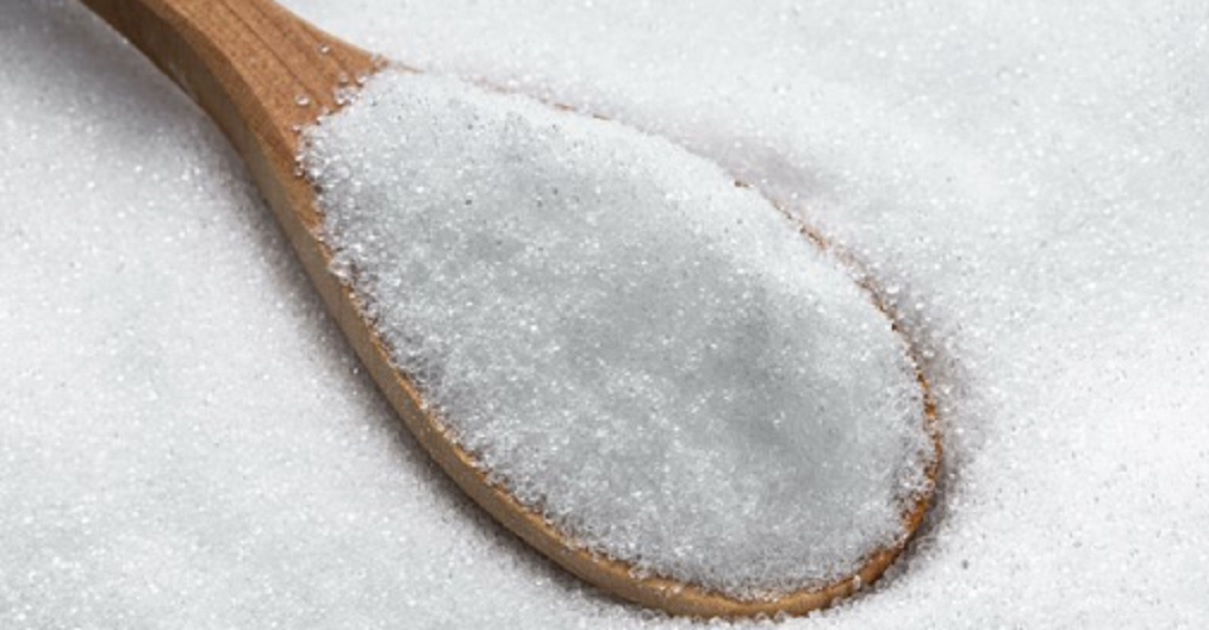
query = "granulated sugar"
(302, 73, 934, 598)
(3, 0, 1208, 628)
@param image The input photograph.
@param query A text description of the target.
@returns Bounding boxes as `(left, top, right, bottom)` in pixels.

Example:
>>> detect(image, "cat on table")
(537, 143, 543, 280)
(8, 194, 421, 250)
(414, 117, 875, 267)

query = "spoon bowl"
(81, 0, 940, 617)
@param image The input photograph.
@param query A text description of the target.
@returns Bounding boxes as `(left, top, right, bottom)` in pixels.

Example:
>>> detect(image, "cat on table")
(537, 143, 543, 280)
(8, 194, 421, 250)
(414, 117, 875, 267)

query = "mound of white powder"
(302, 73, 935, 598)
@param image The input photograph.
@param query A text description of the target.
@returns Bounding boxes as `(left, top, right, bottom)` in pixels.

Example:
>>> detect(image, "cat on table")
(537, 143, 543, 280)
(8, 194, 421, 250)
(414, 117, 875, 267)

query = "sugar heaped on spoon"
(81, 0, 940, 617)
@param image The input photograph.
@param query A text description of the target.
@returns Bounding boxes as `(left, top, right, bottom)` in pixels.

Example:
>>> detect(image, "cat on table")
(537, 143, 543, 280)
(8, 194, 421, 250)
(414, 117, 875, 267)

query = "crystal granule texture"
(9, 0, 1207, 626)
(302, 72, 933, 598)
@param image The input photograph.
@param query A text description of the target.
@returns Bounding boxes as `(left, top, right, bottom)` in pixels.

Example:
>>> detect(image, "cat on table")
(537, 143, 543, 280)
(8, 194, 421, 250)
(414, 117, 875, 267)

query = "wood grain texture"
(79, 0, 942, 617)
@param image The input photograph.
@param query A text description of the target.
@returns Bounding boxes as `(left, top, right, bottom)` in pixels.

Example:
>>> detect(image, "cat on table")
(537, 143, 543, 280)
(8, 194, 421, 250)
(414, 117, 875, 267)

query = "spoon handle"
(79, 0, 377, 194)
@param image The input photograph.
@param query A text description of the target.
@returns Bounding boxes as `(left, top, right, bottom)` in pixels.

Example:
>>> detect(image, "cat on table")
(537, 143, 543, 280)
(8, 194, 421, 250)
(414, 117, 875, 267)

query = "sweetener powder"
(301, 73, 935, 598)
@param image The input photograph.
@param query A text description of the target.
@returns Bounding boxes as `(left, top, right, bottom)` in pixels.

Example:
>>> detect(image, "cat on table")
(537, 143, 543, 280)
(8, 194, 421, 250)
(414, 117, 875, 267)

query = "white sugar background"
(2, 1, 1206, 628)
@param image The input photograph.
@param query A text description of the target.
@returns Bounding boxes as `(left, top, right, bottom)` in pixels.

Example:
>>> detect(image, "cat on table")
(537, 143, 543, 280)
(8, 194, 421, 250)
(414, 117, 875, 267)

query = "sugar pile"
(2, 0, 1207, 628)
(302, 72, 935, 598)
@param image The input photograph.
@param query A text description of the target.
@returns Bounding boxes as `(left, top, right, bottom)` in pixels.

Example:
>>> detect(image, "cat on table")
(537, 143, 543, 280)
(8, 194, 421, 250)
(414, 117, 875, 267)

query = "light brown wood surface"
(79, 0, 941, 617)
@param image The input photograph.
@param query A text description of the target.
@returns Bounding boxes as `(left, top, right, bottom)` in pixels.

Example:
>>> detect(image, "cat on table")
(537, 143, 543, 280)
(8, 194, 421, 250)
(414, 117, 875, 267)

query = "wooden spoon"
(80, 0, 939, 617)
